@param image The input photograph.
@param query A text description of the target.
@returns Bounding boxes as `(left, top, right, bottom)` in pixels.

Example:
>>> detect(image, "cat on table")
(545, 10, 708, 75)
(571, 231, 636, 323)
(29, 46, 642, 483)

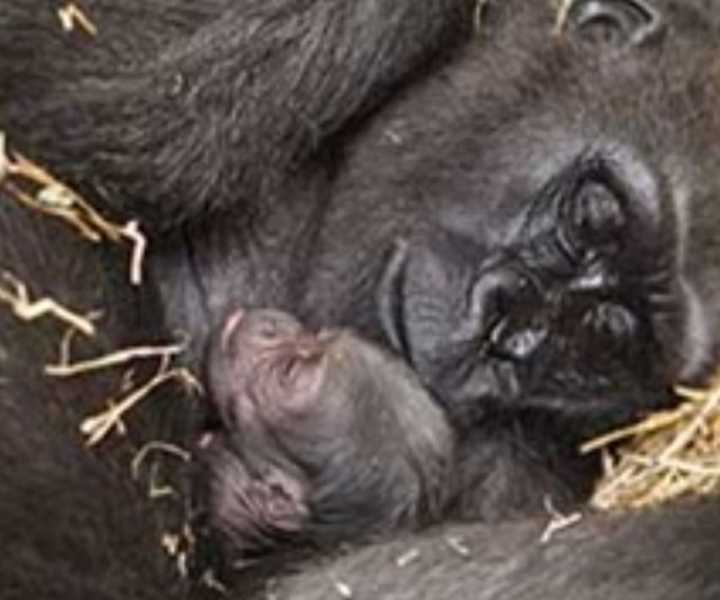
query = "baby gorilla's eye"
(248, 310, 304, 343)
(257, 321, 281, 340)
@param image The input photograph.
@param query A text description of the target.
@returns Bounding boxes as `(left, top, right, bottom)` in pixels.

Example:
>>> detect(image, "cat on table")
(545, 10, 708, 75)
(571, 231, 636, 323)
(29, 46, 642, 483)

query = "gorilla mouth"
(386, 262, 675, 429)
(449, 288, 672, 426)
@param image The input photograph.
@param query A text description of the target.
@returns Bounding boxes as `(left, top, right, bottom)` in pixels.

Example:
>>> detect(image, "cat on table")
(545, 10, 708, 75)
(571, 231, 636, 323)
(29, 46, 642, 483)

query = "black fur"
(0, 202, 186, 598)
(2, 0, 720, 598)
(275, 498, 720, 600)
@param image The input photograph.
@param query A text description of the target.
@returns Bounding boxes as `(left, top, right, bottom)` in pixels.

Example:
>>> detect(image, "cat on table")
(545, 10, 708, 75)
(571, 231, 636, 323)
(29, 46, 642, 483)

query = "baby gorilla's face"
(215, 308, 336, 430)
(197, 309, 453, 556)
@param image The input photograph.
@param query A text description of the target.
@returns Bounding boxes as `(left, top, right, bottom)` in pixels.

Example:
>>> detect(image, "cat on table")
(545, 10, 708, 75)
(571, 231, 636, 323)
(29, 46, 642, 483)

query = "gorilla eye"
(566, 0, 663, 47)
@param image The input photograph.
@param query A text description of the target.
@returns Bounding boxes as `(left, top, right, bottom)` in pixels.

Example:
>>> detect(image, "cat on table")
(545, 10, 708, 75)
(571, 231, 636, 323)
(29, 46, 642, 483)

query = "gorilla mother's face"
(302, 0, 720, 432)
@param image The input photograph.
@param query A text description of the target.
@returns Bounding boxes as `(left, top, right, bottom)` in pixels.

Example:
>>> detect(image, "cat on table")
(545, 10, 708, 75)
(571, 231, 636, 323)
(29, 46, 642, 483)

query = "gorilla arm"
(0, 194, 185, 599)
(273, 498, 720, 600)
(1, 0, 476, 229)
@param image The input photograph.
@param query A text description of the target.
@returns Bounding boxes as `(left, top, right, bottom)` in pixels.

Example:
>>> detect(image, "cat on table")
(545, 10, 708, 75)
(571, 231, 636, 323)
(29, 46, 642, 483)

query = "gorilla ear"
(564, 0, 663, 47)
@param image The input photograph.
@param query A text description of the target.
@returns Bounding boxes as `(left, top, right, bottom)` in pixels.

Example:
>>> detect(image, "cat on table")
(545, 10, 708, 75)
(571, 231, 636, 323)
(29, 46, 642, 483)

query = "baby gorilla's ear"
(202, 441, 310, 553)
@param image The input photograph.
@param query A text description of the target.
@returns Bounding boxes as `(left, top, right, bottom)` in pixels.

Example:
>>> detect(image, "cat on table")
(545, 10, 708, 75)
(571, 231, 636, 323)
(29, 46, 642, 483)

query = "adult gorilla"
(1, 0, 720, 598)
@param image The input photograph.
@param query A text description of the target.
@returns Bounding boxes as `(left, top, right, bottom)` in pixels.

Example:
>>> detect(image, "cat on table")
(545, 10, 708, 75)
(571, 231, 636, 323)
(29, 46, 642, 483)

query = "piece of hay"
(80, 355, 201, 446)
(57, 3, 98, 37)
(46, 339, 187, 376)
(581, 377, 720, 511)
(474, 0, 491, 34)
(0, 135, 148, 285)
(540, 496, 583, 543)
(131, 441, 191, 481)
(0, 271, 95, 336)
(552, 0, 575, 36)
(50, 336, 198, 446)
(0, 133, 8, 183)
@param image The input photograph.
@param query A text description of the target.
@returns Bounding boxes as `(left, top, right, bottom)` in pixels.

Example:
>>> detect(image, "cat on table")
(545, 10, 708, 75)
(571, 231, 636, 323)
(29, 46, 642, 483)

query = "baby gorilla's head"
(197, 308, 453, 556)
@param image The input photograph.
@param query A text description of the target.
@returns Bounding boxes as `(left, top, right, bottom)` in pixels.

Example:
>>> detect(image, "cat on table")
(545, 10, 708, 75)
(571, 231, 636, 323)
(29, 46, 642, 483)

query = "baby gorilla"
(196, 308, 453, 560)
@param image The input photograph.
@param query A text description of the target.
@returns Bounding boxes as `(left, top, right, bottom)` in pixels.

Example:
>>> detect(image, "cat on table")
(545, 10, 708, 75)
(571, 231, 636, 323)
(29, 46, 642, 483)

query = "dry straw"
(582, 378, 720, 510)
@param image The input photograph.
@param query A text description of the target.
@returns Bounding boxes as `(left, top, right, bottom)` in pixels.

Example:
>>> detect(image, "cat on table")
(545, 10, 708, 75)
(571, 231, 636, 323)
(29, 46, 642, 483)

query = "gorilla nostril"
(571, 181, 626, 247)
(463, 266, 537, 350)
(582, 301, 637, 342)
(470, 267, 531, 320)
(489, 317, 548, 362)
